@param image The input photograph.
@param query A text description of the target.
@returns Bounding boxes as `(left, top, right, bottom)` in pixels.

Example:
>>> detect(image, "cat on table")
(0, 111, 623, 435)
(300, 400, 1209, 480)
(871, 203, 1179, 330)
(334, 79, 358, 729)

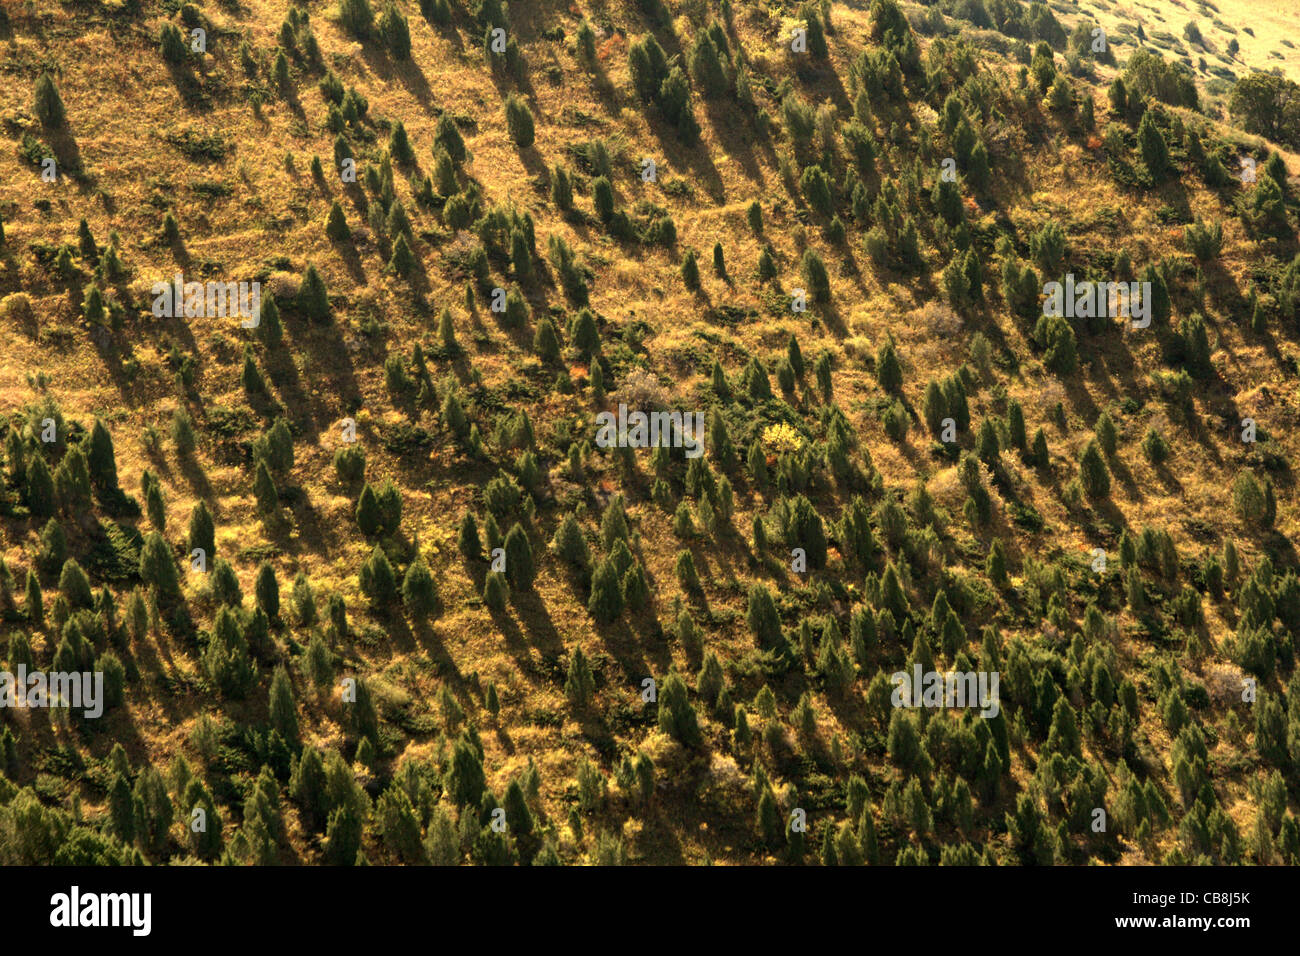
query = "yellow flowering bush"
(761, 422, 803, 454)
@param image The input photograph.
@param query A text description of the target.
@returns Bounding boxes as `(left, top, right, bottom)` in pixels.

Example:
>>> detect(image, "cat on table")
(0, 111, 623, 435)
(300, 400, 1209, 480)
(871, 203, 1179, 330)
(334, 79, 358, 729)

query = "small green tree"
(503, 523, 535, 590)
(269, 666, 300, 743)
(188, 500, 216, 562)
(504, 93, 535, 147)
(402, 557, 437, 618)
(588, 558, 623, 622)
(34, 73, 66, 127)
(296, 263, 331, 322)
(681, 249, 701, 290)
(1079, 439, 1110, 499)
(339, 0, 375, 40)
(565, 646, 596, 708)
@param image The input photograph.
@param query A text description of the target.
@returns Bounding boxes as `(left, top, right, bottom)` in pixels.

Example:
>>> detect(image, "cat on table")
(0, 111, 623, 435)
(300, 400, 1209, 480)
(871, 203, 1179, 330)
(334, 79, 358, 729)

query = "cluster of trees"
(4, 0, 1298, 869)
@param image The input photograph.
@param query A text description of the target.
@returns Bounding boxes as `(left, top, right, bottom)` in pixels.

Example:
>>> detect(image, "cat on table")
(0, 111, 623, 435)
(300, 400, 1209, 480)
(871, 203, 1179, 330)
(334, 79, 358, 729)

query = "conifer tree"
(402, 557, 437, 617)
(1138, 110, 1169, 178)
(504, 93, 535, 147)
(588, 558, 623, 622)
(565, 646, 596, 708)
(296, 263, 331, 322)
(339, 0, 375, 40)
(876, 340, 902, 393)
(26, 454, 54, 519)
(380, 3, 411, 58)
(34, 73, 66, 127)
(551, 514, 590, 570)
(747, 584, 782, 649)
(435, 113, 466, 164)
(1079, 438, 1110, 500)
(188, 500, 216, 562)
(255, 562, 280, 621)
(483, 570, 508, 612)
(254, 460, 279, 517)
(801, 248, 830, 304)
(269, 666, 300, 743)
(139, 531, 180, 599)
(503, 523, 535, 590)
(325, 201, 350, 242)
(658, 672, 702, 747)
(533, 317, 562, 363)
(681, 249, 700, 290)
(83, 422, 118, 494)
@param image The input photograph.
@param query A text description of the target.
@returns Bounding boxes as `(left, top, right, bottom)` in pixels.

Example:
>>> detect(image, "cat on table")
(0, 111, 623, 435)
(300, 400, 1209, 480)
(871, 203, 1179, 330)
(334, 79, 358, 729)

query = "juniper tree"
(551, 514, 589, 570)
(747, 584, 782, 649)
(256, 421, 294, 472)
(402, 557, 437, 618)
(325, 201, 350, 242)
(504, 93, 535, 147)
(324, 805, 362, 865)
(58, 559, 93, 610)
(745, 356, 772, 401)
(34, 73, 66, 127)
(681, 249, 701, 290)
(483, 570, 508, 612)
(210, 558, 242, 607)
(258, 295, 283, 349)
(288, 571, 317, 626)
(987, 539, 1009, 587)
(801, 248, 831, 304)
(25, 455, 54, 519)
(188, 500, 216, 562)
(712, 241, 727, 280)
(254, 460, 279, 516)
(339, 0, 374, 39)
(503, 523, 535, 590)
(274, 49, 292, 91)
(688, 33, 728, 97)
(1232, 471, 1269, 527)
(550, 164, 573, 211)
(25, 570, 43, 627)
(297, 264, 330, 322)
(269, 666, 300, 744)
(139, 531, 180, 599)
(1138, 111, 1169, 178)
(106, 772, 135, 845)
(1079, 439, 1111, 501)
(457, 512, 482, 561)
(380, 3, 411, 58)
(588, 558, 623, 622)
(53, 446, 91, 514)
(658, 672, 702, 747)
(251, 561, 279, 621)
(629, 33, 670, 103)
(389, 234, 416, 277)
(876, 340, 902, 393)
(1095, 411, 1118, 457)
(621, 562, 649, 611)
(788, 495, 828, 569)
(205, 606, 254, 698)
(574, 17, 597, 62)
(568, 308, 600, 359)
(435, 113, 466, 164)
(565, 646, 596, 708)
(532, 317, 561, 363)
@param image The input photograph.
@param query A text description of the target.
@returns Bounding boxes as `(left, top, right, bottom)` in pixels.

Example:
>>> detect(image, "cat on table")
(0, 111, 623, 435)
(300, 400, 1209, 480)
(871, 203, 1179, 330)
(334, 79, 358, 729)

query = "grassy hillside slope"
(0, 0, 1298, 865)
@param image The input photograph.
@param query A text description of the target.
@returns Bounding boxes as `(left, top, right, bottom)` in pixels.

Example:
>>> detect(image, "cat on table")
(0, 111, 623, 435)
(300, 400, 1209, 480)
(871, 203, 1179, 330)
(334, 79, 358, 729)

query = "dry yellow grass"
(0, 0, 1296, 865)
